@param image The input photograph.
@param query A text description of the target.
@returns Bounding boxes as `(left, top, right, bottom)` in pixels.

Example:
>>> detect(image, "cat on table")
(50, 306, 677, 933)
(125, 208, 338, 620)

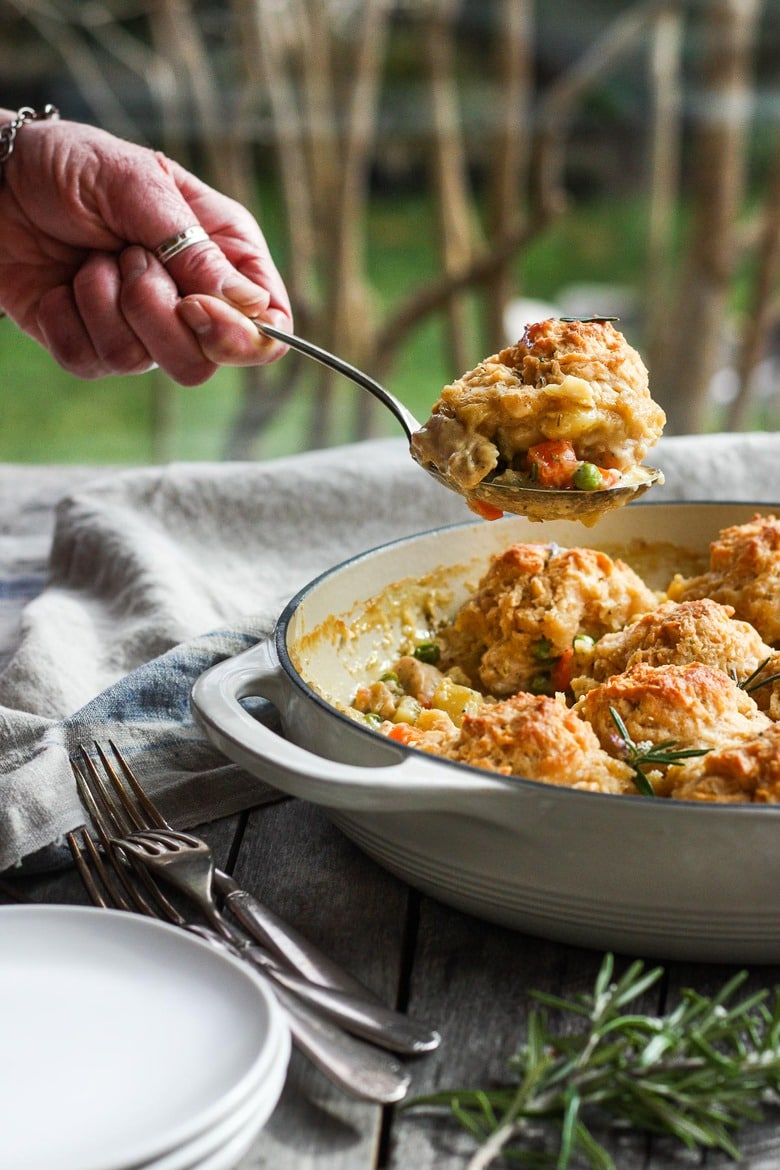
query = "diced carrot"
(551, 646, 575, 693)
(387, 723, 419, 745)
(467, 499, 505, 522)
(597, 467, 621, 488)
(527, 440, 579, 488)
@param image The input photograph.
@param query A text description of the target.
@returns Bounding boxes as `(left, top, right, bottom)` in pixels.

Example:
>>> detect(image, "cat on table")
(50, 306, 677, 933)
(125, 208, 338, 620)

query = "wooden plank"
(230, 799, 411, 1002)
(392, 899, 780, 1169)
(230, 799, 413, 1169)
(388, 897, 662, 1169)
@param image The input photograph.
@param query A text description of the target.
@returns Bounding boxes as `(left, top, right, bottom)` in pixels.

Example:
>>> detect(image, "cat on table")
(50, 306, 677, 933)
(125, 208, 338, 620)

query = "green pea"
(532, 637, 555, 661)
(573, 633, 596, 655)
(413, 641, 441, 665)
(573, 462, 603, 491)
(529, 673, 552, 695)
(380, 671, 399, 683)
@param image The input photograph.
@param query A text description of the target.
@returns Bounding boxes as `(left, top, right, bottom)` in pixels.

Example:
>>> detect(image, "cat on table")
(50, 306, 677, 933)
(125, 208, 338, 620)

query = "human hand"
(0, 111, 292, 384)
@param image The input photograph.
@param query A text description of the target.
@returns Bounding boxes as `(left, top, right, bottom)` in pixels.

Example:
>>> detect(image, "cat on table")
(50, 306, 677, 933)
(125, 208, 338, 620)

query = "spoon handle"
(256, 321, 420, 441)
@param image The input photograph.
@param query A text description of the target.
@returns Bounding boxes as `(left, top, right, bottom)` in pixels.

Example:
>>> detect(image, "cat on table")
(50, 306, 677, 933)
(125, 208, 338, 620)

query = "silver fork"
(71, 744, 439, 1056)
(67, 823, 412, 1104)
(79, 742, 383, 997)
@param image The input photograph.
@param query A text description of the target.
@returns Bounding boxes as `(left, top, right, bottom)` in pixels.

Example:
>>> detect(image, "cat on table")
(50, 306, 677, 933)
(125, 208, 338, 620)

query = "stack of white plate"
(1, 905, 291, 1170)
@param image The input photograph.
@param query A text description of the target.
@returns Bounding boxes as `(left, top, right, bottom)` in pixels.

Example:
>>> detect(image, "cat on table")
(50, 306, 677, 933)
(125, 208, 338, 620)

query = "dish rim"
(272, 498, 780, 816)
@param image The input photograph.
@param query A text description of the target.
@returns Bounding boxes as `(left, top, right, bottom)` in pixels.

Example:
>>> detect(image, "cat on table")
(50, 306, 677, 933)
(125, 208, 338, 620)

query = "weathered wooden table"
(3, 465, 780, 1169)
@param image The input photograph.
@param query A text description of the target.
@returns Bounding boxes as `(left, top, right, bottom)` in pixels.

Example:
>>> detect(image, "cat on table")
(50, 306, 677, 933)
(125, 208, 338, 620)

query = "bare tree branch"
(423, 0, 477, 376)
(325, 0, 390, 442)
(232, 0, 318, 312)
(651, 0, 762, 433)
(727, 128, 780, 430)
(484, 0, 534, 352)
(373, 205, 556, 378)
(532, 0, 669, 207)
(5, 0, 146, 138)
(644, 2, 684, 359)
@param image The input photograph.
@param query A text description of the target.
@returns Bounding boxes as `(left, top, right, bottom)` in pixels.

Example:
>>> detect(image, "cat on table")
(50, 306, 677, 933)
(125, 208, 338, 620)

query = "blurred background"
(1, 0, 779, 464)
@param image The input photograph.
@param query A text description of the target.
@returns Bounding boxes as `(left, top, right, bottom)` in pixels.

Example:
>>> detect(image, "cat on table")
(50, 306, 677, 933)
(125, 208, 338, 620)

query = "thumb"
(152, 227, 271, 317)
(99, 148, 271, 315)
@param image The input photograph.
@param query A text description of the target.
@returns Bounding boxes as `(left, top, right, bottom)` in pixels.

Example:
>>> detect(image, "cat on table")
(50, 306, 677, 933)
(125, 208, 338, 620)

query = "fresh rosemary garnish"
(559, 315, 620, 323)
(608, 706, 710, 797)
(733, 656, 780, 694)
(408, 953, 780, 1170)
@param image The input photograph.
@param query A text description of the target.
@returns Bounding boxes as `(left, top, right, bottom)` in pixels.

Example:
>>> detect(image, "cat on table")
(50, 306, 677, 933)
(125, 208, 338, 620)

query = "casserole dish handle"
(191, 639, 514, 814)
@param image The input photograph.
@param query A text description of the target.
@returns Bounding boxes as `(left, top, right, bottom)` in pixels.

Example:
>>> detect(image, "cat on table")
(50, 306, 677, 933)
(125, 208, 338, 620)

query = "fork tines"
(73, 741, 166, 840)
(67, 827, 132, 912)
(70, 745, 182, 923)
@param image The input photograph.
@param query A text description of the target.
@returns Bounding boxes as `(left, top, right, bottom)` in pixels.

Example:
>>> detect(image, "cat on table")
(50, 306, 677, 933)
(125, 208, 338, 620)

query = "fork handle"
(220, 878, 381, 1001)
(271, 984, 411, 1104)
(190, 922, 411, 1102)
(247, 948, 440, 1055)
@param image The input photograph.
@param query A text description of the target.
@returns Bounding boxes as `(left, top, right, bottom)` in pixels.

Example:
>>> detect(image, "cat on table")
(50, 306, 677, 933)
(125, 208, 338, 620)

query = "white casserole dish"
(191, 502, 780, 963)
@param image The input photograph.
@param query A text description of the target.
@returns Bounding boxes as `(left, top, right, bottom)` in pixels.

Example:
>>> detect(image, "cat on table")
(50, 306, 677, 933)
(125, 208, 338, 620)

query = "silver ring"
(153, 225, 209, 265)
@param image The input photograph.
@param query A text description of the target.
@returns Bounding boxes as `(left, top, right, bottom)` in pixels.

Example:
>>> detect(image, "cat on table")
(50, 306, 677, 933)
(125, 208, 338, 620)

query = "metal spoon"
(258, 321, 663, 524)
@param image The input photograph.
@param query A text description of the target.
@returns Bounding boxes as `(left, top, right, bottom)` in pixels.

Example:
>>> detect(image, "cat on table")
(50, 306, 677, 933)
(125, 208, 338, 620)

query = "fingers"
(36, 284, 106, 379)
(118, 247, 292, 381)
(118, 248, 219, 386)
(164, 159, 292, 317)
(160, 236, 271, 320)
(73, 252, 155, 375)
(33, 248, 290, 384)
(36, 248, 220, 385)
(16, 128, 295, 382)
(176, 295, 291, 366)
(36, 253, 154, 379)
(102, 151, 292, 327)
(119, 159, 295, 368)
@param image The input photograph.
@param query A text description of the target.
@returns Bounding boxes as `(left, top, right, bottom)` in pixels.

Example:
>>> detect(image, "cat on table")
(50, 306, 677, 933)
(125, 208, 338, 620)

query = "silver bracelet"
(0, 104, 59, 185)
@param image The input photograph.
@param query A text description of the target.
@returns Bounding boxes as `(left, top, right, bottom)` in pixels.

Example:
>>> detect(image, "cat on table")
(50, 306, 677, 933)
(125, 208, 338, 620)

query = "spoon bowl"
(424, 461, 662, 525)
(258, 321, 662, 523)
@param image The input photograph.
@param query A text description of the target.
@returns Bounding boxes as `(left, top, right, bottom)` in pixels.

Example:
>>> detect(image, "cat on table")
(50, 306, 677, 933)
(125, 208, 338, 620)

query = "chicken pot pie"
(348, 514, 780, 803)
(410, 318, 666, 518)
(570, 598, 775, 700)
(667, 513, 780, 644)
(434, 541, 658, 697)
(664, 722, 780, 803)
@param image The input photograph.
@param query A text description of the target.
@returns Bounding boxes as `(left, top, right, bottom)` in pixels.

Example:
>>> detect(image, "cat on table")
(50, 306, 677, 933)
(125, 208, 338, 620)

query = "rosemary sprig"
(733, 656, 780, 694)
(408, 953, 780, 1170)
(559, 315, 620, 323)
(608, 706, 710, 797)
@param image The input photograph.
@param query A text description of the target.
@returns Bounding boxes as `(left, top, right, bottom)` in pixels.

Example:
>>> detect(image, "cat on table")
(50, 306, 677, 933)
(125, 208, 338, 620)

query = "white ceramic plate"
(160, 1095, 281, 1170)
(0, 905, 290, 1170)
(144, 1042, 289, 1170)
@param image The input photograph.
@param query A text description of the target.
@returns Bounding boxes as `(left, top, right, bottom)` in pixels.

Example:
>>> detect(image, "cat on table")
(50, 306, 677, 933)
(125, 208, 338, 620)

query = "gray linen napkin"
(0, 440, 465, 871)
(1, 433, 778, 872)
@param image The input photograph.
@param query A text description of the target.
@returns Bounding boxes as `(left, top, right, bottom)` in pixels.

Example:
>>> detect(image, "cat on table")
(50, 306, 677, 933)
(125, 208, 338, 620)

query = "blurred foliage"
(3, 189, 769, 464)
(1, 0, 779, 458)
